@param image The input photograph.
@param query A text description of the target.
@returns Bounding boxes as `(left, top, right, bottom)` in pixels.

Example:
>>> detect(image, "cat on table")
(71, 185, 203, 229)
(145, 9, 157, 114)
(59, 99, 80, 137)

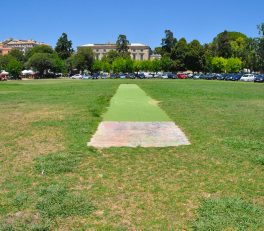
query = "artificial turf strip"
(103, 84, 171, 122)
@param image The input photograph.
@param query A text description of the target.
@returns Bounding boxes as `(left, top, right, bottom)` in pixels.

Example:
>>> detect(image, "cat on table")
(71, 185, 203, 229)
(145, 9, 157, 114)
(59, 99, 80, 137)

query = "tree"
(161, 30, 177, 55)
(8, 49, 25, 63)
(257, 23, 264, 71)
(6, 59, 23, 79)
(171, 38, 188, 71)
(203, 44, 214, 72)
(112, 58, 133, 73)
(50, 54, 66, 74)
(226, 57, 242, 73)
(92, 60, 102, 73)
(102, 50, 121, 64)
(133, 60, 142, 73)
(244, 38, 260, 72)
(160, 56, 173, 71)
(152, 59, 162, 73)
(185, 40, 204, 72)
(230, 37, 247, 59)
(71, 47, 94, 72)
(140, 60, 152, 71)
(0, 55, 14, 71)
(27, 53, 54, 77)
(153, 47, 162, 55)
(116, 34, 129, 54)
(216, 31, 232, 58)
(257, 23, 264, 37)
(25, 45, 54, 60)
(55, 33, 74, 60)
(211, 31, 247, 58)
(211, 57, 227, 73)
(101, 61, 111, 73)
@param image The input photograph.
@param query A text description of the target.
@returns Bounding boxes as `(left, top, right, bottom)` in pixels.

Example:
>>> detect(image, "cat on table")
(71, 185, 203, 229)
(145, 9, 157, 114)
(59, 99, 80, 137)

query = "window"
(133, 54, 136, 60)
(140, 54, 143, 61)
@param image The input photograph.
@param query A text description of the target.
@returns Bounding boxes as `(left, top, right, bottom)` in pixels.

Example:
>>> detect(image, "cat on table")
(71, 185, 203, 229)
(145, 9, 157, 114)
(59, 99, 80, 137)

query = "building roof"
(130, 43, 146, 46)
(1, 39, 48, 46)
(81, 43, 148, 47)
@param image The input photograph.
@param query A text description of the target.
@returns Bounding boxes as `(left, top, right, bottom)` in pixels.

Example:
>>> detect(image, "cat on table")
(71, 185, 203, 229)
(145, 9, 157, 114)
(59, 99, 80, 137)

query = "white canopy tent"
(0, 70, 9, 75)
(21, 70, 35, 75)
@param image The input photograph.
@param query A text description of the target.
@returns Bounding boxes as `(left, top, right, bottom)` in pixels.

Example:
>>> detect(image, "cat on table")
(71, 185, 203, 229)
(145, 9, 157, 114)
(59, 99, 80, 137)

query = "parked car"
(99, 73, 108, 79)
(168, 73, 177, 79)
(231, 74, 242, 81)
(92, 73, 99, 79)
(70, 74, 83, 79)
(216, 74, 226, 80)
(204, 73, 216, 80)
(254, 74, 264, 83)
(143, 72, 153, 78)
(82, 74, 92, 80)
(135, 73, 145, 79)
(161, 72, 176, 79)
(240, 74, 255, 82)
(127, 73, 135, 79)
(161, 72, 169, 79)
(226, 73, 242, 81)
(118, 73, 126, 79)
(110, 73, 117, 79)
(187, 73, 193, 78)
(177, 73, 188, 79)
(152, 72, 162, 78)
(193, 74, 201, 79)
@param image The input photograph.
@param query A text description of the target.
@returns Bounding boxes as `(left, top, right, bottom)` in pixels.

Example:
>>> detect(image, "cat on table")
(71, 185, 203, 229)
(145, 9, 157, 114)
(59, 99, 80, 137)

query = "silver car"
(240, 74, 255, 82)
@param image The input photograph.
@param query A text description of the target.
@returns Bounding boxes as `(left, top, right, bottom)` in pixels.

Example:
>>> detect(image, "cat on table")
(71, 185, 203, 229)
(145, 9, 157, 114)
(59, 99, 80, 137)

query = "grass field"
(0, 79, 263, 230)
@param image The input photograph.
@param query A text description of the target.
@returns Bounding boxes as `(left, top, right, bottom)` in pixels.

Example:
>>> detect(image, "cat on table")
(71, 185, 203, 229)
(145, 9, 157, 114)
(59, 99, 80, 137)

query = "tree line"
(1, 23, 264, 78)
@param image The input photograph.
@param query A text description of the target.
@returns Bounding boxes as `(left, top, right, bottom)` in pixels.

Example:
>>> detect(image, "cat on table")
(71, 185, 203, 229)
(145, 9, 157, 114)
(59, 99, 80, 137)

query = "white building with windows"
(1, 39, 48, 54)
(79, 43, 151, 60)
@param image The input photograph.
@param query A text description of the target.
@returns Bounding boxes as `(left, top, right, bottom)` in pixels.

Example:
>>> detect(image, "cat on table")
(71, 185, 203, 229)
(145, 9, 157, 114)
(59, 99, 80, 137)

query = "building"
(0, 43, 11, 55)
(0, 39, 49, 55)
(79, 43, 151, 60)
(150, 54, 162, 60)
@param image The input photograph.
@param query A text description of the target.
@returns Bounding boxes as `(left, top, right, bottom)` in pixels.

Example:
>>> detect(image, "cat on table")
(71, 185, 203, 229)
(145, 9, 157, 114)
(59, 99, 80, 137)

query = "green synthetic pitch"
(103, 84, 171, 122)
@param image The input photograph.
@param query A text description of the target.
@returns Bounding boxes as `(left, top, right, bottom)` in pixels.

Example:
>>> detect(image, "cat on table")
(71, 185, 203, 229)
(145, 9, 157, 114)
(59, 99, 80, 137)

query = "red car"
(177, 73, 188, 79)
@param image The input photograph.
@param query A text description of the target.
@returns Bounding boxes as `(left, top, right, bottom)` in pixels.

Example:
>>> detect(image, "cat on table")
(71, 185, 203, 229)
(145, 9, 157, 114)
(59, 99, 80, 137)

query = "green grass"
(192, 197, 264, 230)
(0, 79, 263, 230)
(36, 184, 94, 218)
(103, 83, 171, 121)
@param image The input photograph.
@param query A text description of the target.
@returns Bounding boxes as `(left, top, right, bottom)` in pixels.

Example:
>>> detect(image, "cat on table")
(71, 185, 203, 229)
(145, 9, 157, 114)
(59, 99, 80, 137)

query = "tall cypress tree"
(55, 33, 74, 60)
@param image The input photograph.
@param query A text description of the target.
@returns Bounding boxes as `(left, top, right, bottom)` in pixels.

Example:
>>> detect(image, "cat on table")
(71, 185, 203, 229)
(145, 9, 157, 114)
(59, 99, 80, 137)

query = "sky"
(1, 0, 264, 49)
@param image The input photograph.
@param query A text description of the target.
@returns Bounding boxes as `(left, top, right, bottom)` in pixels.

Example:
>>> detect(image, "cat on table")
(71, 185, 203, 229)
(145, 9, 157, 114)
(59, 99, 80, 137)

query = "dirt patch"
(16, 127, 64, 165)
(0, 106, 66, 177)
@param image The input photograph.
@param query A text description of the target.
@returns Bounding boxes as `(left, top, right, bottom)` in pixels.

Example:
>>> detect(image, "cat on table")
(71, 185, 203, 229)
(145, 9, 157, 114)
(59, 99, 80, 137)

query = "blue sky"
(1, 0, 263, 49)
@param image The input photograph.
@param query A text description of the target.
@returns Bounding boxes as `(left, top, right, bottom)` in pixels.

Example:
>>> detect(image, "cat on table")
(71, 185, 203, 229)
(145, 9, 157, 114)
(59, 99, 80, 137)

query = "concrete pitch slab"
(88, 122, 190, 148)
